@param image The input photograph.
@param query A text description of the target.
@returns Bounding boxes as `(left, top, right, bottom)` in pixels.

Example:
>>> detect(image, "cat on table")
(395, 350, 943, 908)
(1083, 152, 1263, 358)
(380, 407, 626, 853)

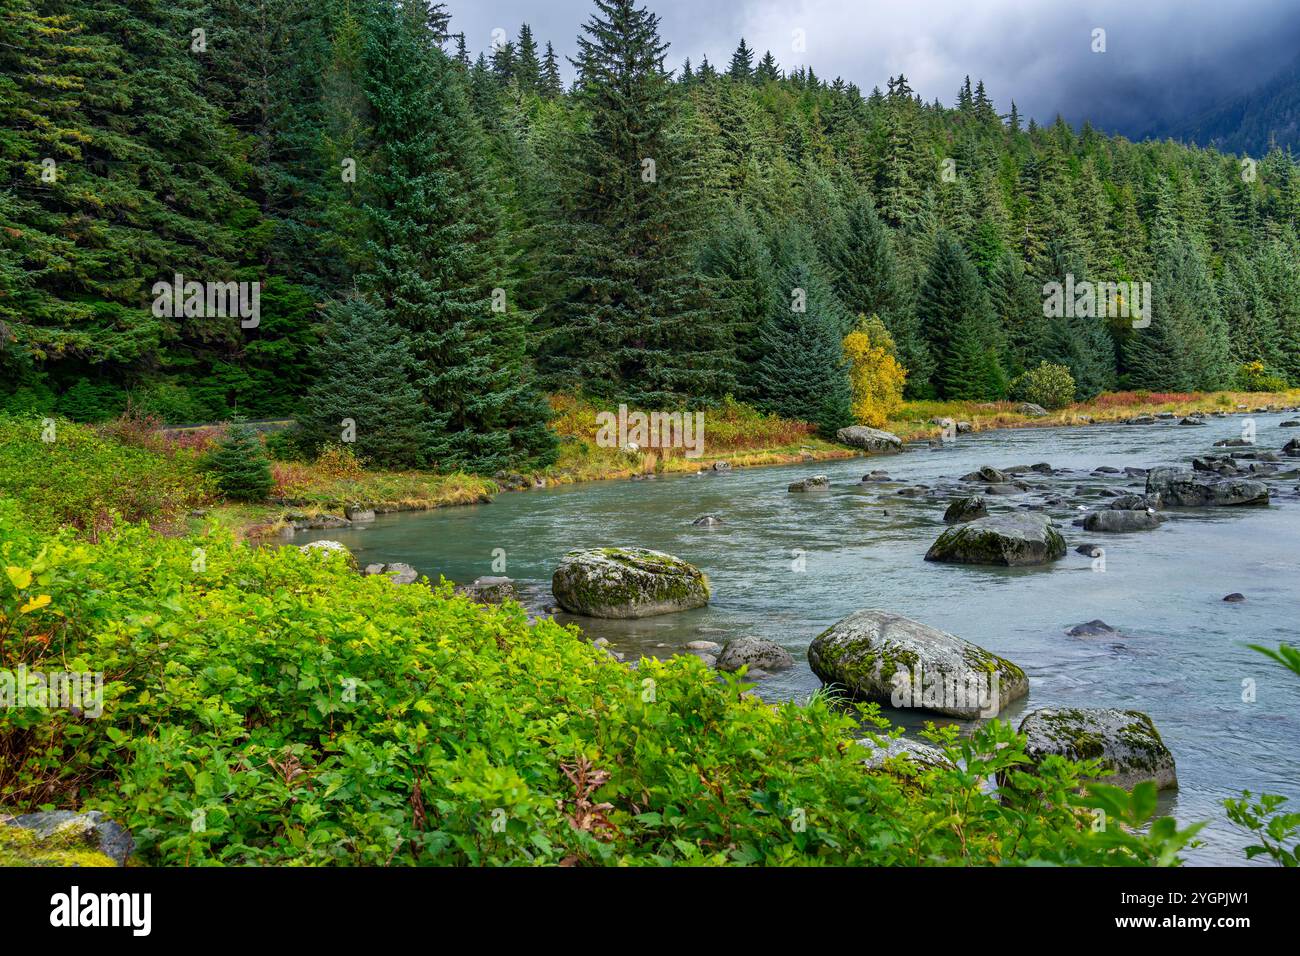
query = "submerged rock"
(924, 513, 1067, 566)
(692, 514, 724, 527)
(943, 495, 988, 524)
(1066, 619, 1118, 637)
(807, 609, 1028, 718)
(551, 547, 709, 619)
(788, 475, 830, 492)
(836, 425, 903, 453)
(1145, 467, 1269, 507)
(1223, 592, 1246, 603)
(1017, 708, 1177, 790)
(715, 636, 794, 674)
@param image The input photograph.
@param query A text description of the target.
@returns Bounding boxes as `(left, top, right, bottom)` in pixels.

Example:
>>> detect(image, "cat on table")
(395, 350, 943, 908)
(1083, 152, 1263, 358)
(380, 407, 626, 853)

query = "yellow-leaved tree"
(842, 314, 907, 428)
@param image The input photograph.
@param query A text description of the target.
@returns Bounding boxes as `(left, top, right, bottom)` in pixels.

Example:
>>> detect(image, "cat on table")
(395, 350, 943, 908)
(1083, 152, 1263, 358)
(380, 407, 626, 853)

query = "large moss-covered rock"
(552, 548, 709, 619)
(1017, 708, 1177, 790)
(924, 513, 1066, 566)
(1145, 467, 1269, 507)
(807, 609, 1028, 718)
(836, 425, 903, 453)
(0, 810, 133, 867)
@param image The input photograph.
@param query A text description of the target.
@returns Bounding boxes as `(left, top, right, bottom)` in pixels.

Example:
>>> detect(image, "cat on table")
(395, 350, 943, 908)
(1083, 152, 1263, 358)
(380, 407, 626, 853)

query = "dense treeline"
(2, 0, 1299, 470)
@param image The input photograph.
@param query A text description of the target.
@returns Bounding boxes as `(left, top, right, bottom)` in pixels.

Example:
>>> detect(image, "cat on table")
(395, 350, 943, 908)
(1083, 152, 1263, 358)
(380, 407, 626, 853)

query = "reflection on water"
(296, 414, 1300, 864)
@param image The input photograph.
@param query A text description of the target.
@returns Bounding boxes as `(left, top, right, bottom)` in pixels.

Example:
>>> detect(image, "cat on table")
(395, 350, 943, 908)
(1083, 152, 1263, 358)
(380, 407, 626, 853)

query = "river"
(296, 411, 1300, 865)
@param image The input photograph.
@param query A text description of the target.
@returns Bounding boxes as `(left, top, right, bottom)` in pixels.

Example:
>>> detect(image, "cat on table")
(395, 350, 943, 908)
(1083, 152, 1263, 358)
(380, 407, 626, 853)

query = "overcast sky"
(444, 0, 1300, 138)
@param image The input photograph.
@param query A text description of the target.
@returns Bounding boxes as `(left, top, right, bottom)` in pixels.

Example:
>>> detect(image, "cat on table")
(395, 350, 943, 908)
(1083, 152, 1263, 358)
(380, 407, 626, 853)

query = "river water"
(296, 412, 1300, 865)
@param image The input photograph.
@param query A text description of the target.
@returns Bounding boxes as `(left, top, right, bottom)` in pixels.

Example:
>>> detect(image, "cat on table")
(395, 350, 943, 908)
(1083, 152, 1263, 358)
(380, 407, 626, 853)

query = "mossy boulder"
(0, 810, 133, 866)
(1017, 708, 1177, 790)
(943, 495, 988, 523)
(924, 513, 1066, 566)
(788, 475, 830, 492)
(552, 548, 709, 619)
(807, 609, 1028, 718)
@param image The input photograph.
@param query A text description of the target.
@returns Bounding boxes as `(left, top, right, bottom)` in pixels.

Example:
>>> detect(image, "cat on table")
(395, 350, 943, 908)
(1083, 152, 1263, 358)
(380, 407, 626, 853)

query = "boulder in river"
(836, 425, 903, 453)
(788, 475, 830, 492)
(1017, 708, 1177, 790)
(1083, 510, 1162, 533)
(1107, 493, 1161, 511)
(1223, 592, 1246, 603)
(715, 636, 794, 674)
(943, 495, 988, 523)
(692, 514, 723, 527)
(551, 547, 709, 619)
(924, 513, 1067, 566)
(1285, 438, 1300, 456)
(1145, 467, 1269, 506)
(808, 610, 1028, 718)
(962, 465, 1006, 483)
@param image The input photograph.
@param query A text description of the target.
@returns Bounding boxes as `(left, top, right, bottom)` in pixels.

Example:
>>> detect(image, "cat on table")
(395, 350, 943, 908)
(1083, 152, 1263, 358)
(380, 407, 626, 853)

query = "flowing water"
(296, 412, 1300, 864)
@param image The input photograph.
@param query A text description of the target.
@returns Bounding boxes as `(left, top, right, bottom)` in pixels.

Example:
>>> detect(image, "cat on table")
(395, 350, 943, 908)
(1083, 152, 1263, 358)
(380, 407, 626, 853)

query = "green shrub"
(54, 380, 127, 423)
(0, 508, 1201, 866)
(0, 415, 208, 537)
(206, 421, 273, 502)
(1010, 361, 1076, 410)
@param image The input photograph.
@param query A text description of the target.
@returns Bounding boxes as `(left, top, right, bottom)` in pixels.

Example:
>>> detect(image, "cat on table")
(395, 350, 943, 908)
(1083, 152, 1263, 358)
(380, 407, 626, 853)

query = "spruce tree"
(916, 233, 1005, 399)
(750, 228, 853, 434)
(537, 0, 733, 406)
(359, 0, 554, 471)
(297, 298, 433, 467)
(728, 39, 754, 82)
(540, 42, 564, 97)
(209, 420, 274, 502)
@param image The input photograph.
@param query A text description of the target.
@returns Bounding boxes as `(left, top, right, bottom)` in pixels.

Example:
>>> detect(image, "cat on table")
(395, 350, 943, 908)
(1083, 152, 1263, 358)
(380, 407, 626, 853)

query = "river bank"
(225, 388, 1300, 540)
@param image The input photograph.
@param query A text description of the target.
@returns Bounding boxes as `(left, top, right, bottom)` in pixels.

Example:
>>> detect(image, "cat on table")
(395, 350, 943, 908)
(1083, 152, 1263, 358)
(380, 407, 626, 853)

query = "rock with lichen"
(0, 810, 133, 867)
(551, 548, 709, 619)
(1016, 707, 1177, 790)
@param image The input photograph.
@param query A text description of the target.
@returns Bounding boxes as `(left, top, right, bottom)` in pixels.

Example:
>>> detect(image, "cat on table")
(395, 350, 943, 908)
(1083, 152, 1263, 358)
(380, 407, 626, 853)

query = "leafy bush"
(0, 509, 1201, 866)
(314, 443, 366, 481)
(54, 380, 126, 423)
(842, 315, 907, 427)
(1236, 361, 1289, 393)
(1010, 362, 1076, 410)
(0, 416, 209, 537)
(205, 421, 273, 502)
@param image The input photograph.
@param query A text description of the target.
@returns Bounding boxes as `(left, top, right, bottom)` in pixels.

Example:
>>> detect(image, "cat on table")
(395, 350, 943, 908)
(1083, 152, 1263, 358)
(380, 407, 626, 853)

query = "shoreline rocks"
(925, 513, 1067, 566)
(1017, 708, 1177, 790)
(808, 609, 1028, 718)
(836, 425, 903, 453)
(551, 547, 709, 619)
